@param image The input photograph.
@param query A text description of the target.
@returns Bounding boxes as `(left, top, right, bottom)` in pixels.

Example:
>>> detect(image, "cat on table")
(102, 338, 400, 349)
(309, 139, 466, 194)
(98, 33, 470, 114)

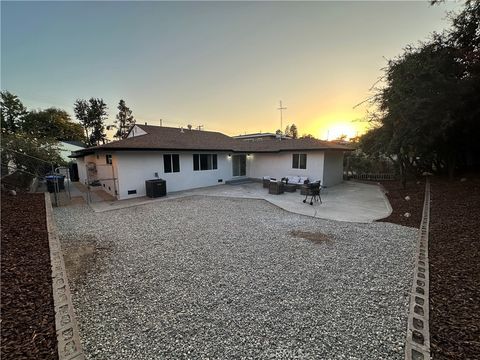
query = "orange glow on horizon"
(302, 110, 370, 141)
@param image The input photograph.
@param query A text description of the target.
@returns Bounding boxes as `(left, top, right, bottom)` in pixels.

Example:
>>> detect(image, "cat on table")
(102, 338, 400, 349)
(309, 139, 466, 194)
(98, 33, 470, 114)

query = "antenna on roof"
(277, 100, 287, 141)
(197, 125, 204, 131)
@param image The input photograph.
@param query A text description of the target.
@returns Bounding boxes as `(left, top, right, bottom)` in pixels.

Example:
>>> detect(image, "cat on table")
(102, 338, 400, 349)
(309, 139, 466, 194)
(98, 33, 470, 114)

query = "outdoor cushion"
(299, 176, 309, 184)
(287, 176, 300, 184)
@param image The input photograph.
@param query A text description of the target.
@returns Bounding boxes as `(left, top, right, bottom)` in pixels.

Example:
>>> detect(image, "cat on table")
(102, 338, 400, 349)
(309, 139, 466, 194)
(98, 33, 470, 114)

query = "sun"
(326, 124, 357, 141)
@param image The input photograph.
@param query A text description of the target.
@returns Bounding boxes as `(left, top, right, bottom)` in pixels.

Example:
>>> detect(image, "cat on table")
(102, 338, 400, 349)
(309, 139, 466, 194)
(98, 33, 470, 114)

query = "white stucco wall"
(115, 151, 234, 199)
(76, 153, 119, 197)
(77, 158, 86, 183)
(322, 151, 345, 187)
(75, 148, 345, 199)
(247, 151, 325, 183)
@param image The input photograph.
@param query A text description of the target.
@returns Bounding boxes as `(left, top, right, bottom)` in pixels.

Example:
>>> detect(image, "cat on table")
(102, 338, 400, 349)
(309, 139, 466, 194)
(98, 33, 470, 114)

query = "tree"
(334, 134, 348, 142)
(359, 2, 480, 182)
(299, 134, 315, 139)
(87, 98, 108, 146)
(23, 108, 84, 142)
(283, 124, 298, 138)
(1, 92, 73, 181)
(1, 91, 27, 133)
(74, 99, 90, 141)
(74, 98, 108, 146)
(114, 99, 135, 139)
(1, 132, 65, 176)
(290, 123, 298, 139)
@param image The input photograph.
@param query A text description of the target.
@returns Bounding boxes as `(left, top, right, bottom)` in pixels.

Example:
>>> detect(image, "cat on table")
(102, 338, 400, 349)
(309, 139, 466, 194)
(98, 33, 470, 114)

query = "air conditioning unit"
(145, 179, 167, 198)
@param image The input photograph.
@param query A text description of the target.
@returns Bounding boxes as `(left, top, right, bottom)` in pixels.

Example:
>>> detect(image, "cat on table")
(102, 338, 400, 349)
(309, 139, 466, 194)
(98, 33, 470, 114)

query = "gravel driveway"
(54, 195, 417, 359)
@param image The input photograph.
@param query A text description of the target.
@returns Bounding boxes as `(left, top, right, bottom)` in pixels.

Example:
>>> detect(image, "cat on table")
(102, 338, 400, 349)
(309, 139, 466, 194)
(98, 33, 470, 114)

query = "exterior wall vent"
(128, 190, 137, 195)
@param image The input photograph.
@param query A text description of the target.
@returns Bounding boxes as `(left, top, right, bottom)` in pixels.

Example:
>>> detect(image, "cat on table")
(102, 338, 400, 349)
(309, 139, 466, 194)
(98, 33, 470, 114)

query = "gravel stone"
(54, 195, 417, 359)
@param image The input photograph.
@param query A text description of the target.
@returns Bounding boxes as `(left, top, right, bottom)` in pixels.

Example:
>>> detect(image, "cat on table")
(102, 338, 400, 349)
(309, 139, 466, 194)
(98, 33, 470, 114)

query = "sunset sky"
(1, 1, 460, 140)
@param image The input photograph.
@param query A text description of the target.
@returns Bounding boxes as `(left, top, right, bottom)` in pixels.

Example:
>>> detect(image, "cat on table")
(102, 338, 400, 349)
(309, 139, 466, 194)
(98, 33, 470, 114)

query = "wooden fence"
(348, 173, 396, 181)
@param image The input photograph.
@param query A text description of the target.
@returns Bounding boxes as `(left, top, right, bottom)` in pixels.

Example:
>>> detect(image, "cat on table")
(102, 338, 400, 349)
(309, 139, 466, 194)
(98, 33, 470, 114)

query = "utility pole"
(277, 101, 287, 140)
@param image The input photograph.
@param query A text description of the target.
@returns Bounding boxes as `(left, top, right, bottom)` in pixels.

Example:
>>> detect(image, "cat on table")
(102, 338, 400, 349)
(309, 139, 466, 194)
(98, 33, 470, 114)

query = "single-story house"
(70, 124, 353, 200)
(58, 140, 85, 162)
(233, 132, 291, 141)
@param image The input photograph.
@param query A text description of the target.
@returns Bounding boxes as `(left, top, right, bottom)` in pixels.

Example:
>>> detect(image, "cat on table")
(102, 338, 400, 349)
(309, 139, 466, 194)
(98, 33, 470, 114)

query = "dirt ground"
(1, 192, 58, 360)
(289, 230, 333, 244)
(378, 176, 480, 359)
(61, 234, 111, 288)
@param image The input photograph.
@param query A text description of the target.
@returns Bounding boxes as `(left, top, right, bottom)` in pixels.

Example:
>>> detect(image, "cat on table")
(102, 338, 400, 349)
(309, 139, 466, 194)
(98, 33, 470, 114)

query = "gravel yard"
(54, 195, 417, 359)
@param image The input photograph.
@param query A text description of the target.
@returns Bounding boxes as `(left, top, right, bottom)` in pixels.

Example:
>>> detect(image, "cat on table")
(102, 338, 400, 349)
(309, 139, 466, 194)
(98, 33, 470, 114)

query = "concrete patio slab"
(87, 181, 392, 223)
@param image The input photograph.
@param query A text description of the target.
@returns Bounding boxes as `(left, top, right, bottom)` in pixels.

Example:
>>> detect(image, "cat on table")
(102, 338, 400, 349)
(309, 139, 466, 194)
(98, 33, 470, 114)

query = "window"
(106, 154, 112, 164)
(292, 154, 307, 169)
(163, 154, 180, 173)
(193, 154, 218, 171)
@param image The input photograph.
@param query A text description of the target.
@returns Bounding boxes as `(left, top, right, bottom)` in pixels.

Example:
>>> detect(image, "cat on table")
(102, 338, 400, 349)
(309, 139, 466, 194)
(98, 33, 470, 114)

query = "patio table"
(284, 183, 297, 192)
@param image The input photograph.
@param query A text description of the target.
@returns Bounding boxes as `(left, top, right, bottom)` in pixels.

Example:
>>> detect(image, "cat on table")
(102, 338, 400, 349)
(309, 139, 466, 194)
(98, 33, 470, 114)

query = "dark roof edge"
(70, 146, 353, 157)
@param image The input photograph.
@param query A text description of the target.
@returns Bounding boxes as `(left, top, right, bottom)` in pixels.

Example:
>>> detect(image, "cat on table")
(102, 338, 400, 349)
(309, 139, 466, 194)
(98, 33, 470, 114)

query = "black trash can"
(46, 175, 65, 193)
(145, 179, 167, 198)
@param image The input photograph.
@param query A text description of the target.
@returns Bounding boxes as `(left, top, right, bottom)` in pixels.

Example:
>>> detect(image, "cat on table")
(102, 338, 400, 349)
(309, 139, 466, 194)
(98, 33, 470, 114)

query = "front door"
(232, 154, 246, 177)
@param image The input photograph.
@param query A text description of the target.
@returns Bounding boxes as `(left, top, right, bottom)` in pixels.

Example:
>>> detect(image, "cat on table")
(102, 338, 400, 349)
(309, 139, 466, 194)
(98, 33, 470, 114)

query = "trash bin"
(145, 179, 167, 198)
(46, 175, 65, 193)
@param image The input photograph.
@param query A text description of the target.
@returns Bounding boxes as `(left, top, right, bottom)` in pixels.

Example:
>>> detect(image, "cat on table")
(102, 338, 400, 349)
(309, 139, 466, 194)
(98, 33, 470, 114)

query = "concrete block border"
(45, 193, 85, 360)
(405, 178, 431, 360)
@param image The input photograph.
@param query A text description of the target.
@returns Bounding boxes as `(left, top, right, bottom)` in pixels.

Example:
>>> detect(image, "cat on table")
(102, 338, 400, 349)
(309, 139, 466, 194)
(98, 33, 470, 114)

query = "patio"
(87, 180, 392, 223)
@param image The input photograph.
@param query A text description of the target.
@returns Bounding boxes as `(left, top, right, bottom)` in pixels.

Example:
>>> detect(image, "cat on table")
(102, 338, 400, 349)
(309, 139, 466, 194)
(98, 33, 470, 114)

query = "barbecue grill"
(302, 181, 321, 205)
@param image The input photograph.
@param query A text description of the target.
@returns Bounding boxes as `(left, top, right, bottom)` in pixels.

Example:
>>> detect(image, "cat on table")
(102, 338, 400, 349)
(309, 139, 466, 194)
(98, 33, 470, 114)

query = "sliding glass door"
(232, 154, 246, 177)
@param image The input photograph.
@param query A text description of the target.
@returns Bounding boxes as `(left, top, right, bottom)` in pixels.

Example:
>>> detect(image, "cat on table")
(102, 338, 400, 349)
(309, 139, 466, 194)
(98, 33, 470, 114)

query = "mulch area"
(377, 178, 426, 229)
(428, 177, 480, 359)
(377, 176, 480, 359)
(1, 192, 58, 360)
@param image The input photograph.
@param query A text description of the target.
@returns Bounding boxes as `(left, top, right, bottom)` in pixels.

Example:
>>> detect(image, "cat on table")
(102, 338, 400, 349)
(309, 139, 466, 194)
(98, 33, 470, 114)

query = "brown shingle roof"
(71, 124, 353, 157)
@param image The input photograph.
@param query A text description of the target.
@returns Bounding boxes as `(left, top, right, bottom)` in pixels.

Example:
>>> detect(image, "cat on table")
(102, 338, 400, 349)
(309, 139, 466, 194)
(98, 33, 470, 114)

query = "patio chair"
(263, 176, 275, 188)
(302, 181, 321, 205)
(269, 180, 284, 195)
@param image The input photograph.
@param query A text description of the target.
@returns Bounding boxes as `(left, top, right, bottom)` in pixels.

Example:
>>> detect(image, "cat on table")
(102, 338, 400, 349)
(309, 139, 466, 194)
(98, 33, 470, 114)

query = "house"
(233, 132, 292, 141)
(70, 124, 353, 200)
(58, 141, 85, 162)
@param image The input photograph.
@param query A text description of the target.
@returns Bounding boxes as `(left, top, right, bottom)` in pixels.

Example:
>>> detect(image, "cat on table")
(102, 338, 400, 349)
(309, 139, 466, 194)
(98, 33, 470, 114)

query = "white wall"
(115, 151, 234, 199)
(76, 153, 119, 197)
(322, 151, 345, 187)
(75, 149, 345, 199)
(247, 151, 325, 183)
(77, 158, 86, 183)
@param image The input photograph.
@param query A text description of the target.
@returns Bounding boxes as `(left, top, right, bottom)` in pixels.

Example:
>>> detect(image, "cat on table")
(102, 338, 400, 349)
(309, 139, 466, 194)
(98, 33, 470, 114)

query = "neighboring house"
(59, 141, 85, 162)
(70, 124, 353, 200)
(233, 132, 292, 141)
